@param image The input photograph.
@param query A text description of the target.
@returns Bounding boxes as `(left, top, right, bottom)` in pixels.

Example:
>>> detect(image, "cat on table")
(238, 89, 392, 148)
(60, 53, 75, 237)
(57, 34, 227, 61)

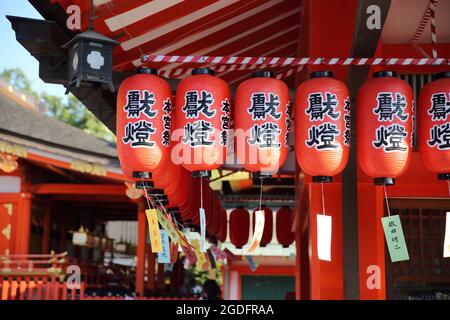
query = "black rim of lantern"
(136, 67, 158, 75)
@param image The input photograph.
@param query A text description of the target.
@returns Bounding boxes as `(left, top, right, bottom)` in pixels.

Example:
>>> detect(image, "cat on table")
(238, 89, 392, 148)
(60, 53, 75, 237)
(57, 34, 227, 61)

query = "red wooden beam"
(31, 184, 127, 195)
(358, 185, 386, 300)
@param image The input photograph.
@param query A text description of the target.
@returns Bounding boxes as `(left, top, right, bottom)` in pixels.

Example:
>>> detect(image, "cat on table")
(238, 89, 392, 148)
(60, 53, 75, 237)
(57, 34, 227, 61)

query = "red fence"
(0, 277, 83, 300)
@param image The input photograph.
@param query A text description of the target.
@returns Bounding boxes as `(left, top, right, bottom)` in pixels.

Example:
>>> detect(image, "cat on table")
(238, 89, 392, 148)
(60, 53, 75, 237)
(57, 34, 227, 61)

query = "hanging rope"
(200, 177, 204, 209)
(383, 184, 391, 217)
(141, 176, 154, 210)
(410, 0, 439, 58)
(258, 177, 264, 211)
(320, 181, 326, 215)
(429, 0, 438, 58)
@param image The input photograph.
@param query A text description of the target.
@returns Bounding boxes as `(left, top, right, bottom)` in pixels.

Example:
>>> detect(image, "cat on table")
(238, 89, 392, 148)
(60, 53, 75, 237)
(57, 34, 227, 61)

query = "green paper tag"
(381, 215, 409, 262)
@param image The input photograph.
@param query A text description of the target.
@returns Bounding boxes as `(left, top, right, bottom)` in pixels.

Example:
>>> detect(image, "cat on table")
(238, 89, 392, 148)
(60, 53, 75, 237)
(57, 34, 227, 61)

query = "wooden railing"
(0, 253, 192, 300)
(0, 252, 83, 300)
(0, 277, 83, 300)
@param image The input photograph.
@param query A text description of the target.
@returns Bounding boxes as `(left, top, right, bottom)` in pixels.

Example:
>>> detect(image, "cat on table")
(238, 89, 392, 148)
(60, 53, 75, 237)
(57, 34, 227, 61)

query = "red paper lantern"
(209, 191, 221, 238)
(174, 68, 230, 177)
(229, 207, 250, 249)
(116, 68, 173, 183)
(295, 71, 350, 182)
(276, 206, 294, 248)
(357, 71, 413, 185)
(165, 168, 190, 211)
(217, 208, 228, 243)
(252, 206, 273, 247)
(418, 71, 450, 181)
(234, 71, 290, 176)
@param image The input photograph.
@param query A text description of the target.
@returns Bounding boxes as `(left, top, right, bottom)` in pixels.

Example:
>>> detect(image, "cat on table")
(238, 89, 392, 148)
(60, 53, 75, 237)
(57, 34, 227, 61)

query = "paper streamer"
(209, 244, 227, 261)
(181, 244, 197, 267)
(381, 215, 409, 262)
(170, 241, 178, 263)
(200, 208, 206, 252)
(156, 209, 180, 244)
(157, 230, 171, 264)
(317, 214, 332, 261)
(192, 239, 210, 270)
(443, 212, 450, 258)
(246, 210, 265, 253)
(164, 263, 174, 272)
(145, 209, 162, 253)
(246, 256, 258, 272)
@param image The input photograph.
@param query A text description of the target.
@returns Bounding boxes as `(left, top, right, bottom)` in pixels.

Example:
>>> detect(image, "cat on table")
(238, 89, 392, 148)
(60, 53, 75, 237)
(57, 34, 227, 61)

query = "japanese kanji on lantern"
(234, 71, 290, 176)
(357, 71, 413, 186)
(116, 67, 173, 189)
(173, 68, 231, 178)
(295, 71, 350, 183)
(418, 71, 450, 184)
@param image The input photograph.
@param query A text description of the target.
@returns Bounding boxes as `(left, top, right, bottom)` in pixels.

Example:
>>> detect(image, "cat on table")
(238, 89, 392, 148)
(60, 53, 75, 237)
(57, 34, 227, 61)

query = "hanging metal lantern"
(62, 1, 117, 93)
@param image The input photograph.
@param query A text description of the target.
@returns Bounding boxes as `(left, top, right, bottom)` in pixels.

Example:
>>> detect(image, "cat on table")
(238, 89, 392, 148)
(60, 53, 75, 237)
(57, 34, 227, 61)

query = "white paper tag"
(246, 210, 265, 253)
(444, 212, 450, 258)
(317, 214, 332, 261)
(200, 208, 206, 253)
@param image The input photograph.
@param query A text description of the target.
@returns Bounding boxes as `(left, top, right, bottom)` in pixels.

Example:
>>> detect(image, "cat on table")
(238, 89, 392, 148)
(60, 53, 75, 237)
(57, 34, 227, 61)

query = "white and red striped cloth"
(142, 55, 448, 67)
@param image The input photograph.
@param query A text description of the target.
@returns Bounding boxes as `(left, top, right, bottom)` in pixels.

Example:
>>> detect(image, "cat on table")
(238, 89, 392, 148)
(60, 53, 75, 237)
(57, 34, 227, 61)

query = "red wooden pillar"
(14, 192, 32, 254)
(41, 203, 51, 254)
(169, 261, 178, 293)
(358, 184, 386, 299)
(295, 229, 302, 299)
(156, 263, 165, 291)
(59, 208, 67, 253)
(308, 183, 343, 299)
(135, 203, 146, 297)
(146, 243, 155, 291)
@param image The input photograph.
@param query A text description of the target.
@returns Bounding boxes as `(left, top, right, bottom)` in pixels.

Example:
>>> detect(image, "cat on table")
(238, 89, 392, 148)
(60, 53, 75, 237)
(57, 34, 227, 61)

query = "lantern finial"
(374, 177, 395, 186)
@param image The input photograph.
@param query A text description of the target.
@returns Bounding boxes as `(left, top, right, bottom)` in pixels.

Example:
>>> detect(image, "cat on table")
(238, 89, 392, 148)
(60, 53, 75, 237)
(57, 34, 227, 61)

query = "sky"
(0, 0, 66, 97)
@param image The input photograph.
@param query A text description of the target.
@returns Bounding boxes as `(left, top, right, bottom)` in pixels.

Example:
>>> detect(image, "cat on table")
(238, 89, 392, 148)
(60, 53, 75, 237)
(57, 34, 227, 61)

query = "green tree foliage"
(0, 68, 115, 142)
(0, 67, 38, 99)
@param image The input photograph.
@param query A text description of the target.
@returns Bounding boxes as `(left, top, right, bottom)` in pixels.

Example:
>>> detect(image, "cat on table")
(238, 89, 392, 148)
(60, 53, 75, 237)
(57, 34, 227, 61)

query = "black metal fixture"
(62, 0, 117, 93)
